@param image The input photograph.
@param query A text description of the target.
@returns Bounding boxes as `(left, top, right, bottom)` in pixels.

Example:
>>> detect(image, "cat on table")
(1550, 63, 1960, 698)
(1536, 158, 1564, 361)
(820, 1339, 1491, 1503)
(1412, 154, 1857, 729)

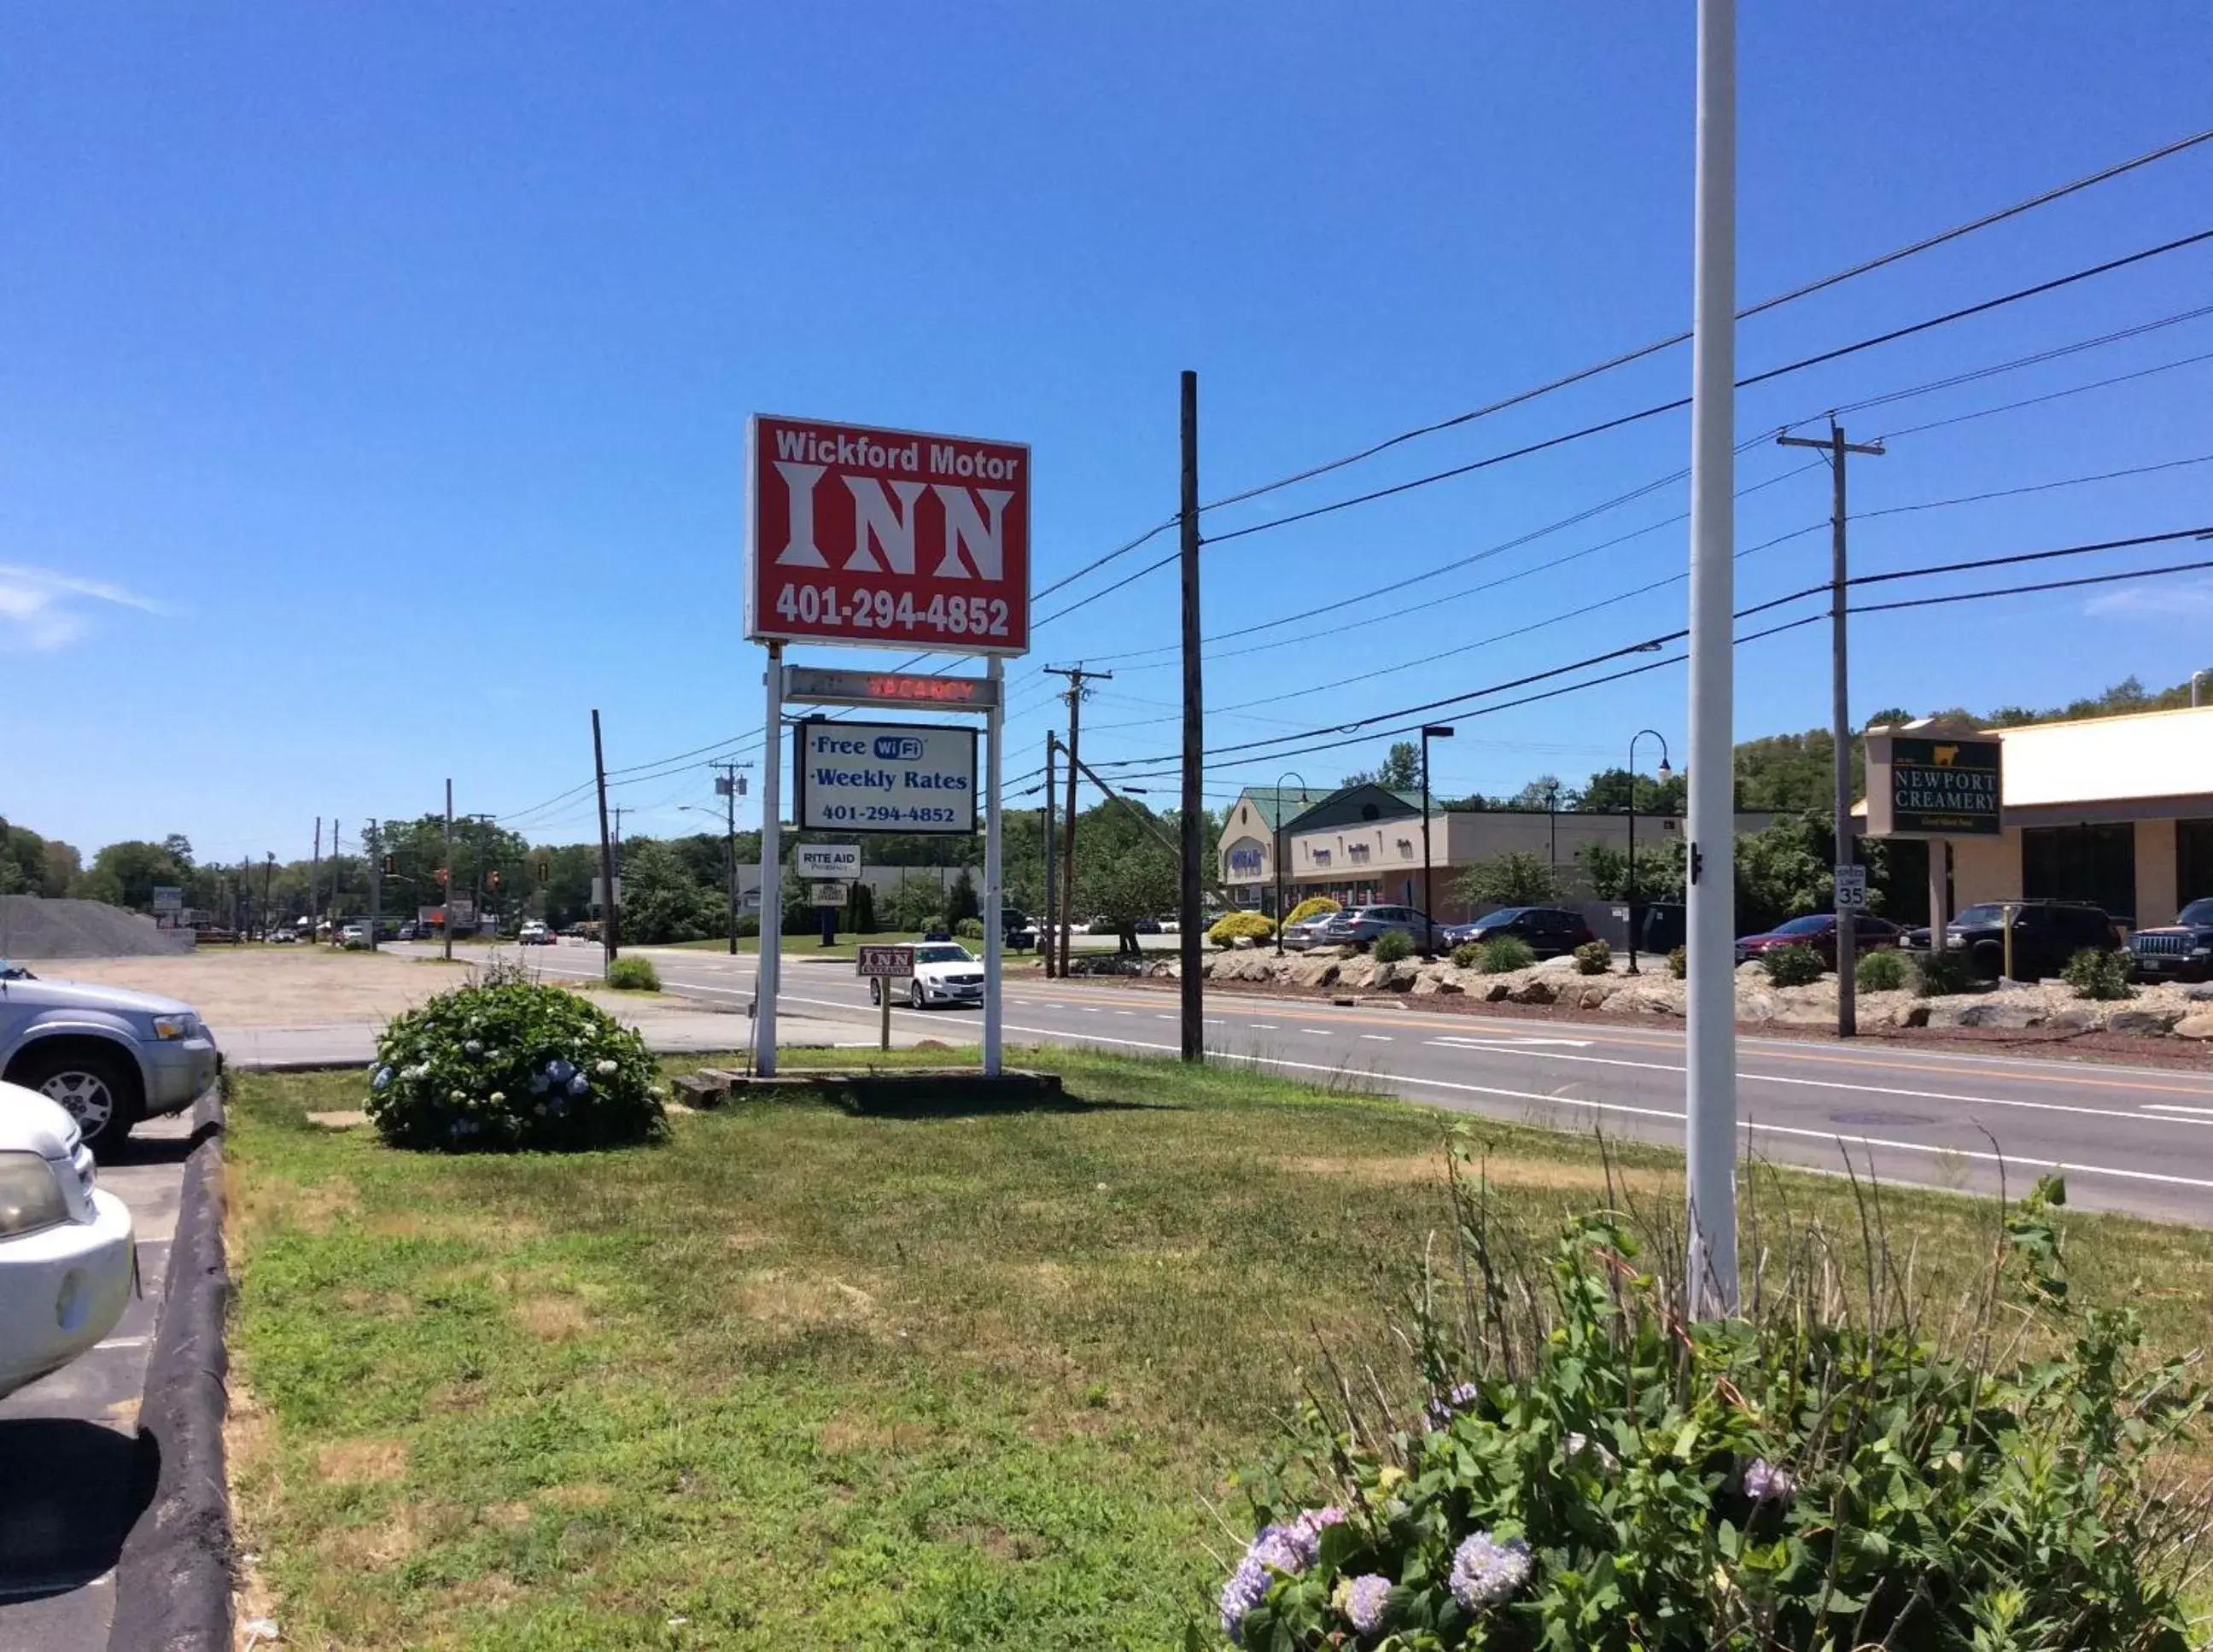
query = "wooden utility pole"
(592, 712, 619, 964)
(309, 817, 321, 937)
(1042, 733, 1059, 978)
(1177, 369, 1204, 1062)
(1044, 664, 1109, 978)
(441, 783, 454, 961)
(1779, 418, 1883, 1037)
(714, 762, 750, 955)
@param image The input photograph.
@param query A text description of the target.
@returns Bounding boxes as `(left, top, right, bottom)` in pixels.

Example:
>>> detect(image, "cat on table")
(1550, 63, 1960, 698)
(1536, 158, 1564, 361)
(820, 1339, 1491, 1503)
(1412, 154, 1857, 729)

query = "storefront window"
(2181, 819, 2213, 908)
(2021, 822, 2136, 923)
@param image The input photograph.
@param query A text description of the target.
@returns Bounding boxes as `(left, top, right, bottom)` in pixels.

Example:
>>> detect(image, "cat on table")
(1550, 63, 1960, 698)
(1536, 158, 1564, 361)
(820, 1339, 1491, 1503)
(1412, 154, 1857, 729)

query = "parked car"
(867, 943, 985, 1009)
(517, 920, 553, 946)
(1318, 905, 1445, 952)
(0, 960, 220, 1151)
(339, 923, 371, 949)
(1733, 913, 1903, 968)
(1907, 900, 2121, 982)
(1132, 918, 1162, 935)
(1000, 909, 1038, 950)
(1280, 914, 1338, 951)
(1442, 907, 1595, 958)
(0, 1081, 136, 1399)
(396, 921, 420, 941)
(2128, 896, 2213, 983)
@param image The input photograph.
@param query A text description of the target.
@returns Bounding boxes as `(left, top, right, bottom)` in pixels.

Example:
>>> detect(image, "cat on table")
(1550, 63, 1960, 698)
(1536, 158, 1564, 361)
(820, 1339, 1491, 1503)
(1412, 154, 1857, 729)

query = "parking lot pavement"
(0, 1112, 194, 1652)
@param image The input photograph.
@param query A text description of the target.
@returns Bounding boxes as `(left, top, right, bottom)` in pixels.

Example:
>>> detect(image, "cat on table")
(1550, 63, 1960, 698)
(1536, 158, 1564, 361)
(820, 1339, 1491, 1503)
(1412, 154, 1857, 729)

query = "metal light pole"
(1420, 727, 1454, 953)
(1274, 769, 1309, 956)
(1624, 731, 1672, 974)
(2194, 668, 2210, 708)
(1685, 0, 1740, 1319)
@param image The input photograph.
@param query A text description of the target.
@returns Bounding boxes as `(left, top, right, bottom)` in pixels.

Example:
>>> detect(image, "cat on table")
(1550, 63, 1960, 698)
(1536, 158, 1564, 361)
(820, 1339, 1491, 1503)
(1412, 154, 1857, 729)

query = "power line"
(1190, 126, 2213, 517)
(1875, 349, 2213, 441)
(1199, 228, 2213, 550)
(1854, 555, 2213, 617)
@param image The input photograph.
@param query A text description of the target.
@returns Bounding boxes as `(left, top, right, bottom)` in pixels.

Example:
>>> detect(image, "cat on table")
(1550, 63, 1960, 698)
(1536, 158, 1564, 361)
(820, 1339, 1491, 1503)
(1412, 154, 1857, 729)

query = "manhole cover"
(1827, 1110, 1935, 1128)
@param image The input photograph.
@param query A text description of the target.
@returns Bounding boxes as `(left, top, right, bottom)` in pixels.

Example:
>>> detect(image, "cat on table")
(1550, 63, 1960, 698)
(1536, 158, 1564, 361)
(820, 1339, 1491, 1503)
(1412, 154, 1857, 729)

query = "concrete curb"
(107, 1084, 233, 1652)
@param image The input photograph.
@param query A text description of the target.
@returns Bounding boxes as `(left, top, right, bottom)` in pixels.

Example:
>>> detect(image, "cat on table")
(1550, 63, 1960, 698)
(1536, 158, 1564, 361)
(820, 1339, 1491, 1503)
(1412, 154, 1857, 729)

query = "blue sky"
(5, 3, 2210, 862)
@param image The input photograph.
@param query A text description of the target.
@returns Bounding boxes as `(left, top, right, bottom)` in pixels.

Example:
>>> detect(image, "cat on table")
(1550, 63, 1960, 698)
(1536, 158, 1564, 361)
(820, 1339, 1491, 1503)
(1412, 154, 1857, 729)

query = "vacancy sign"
(746, 414, 1031, 656)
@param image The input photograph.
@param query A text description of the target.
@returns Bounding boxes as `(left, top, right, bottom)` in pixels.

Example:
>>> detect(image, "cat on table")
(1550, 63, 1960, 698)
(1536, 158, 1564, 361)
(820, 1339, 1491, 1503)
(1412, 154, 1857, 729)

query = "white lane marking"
(977, 1022, 2213, 1195)
(1299, 1028, 1332, 1036)
(1156, 1014, 1175, 1020)
(1359, 1034, 1393, 1042)
(1113, 1010, 1136, 1016)
(1248, 1022, 1279, 1030)
(1390, 1041, 2213, 1130)
(1431, 1036, 1596, 1050)
(1081, 1007, 1101, 1014)
(2143, 1104, 2213, 1117)
(94, 1334, 149, 1351)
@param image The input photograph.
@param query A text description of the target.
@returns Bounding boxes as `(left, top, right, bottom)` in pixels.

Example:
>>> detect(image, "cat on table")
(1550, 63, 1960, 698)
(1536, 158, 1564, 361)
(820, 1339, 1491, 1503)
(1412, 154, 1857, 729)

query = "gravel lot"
(7, 947, 683, 1030)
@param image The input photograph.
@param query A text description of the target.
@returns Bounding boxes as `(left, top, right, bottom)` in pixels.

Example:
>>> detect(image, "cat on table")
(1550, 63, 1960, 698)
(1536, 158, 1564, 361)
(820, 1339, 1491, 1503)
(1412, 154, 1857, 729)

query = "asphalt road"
(468, 940, 2213, 1225)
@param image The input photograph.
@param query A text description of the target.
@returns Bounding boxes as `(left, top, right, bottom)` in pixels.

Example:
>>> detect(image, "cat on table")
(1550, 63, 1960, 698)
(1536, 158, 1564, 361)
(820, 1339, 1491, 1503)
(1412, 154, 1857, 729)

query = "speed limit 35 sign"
(746, 414, 1031, 657)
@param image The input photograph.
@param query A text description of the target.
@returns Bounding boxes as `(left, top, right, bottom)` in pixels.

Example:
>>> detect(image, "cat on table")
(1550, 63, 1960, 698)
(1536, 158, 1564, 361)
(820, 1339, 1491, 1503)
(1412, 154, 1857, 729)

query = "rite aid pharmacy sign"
(794, 721, 977, 834)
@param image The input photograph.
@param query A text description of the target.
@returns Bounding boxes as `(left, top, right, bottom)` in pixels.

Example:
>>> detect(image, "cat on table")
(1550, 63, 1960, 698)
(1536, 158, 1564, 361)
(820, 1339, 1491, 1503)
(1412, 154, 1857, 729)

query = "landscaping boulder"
(1337, 956, 1378, 991)
(2188, 982, 2213, 1002)
(1739, 990, 1778, 1022)
(2107, 1007, 2185, 1037)
(1574, 981, 1619, 1010)
(1510, 977, 1556, 1006)
(1289, 955, 1340, 989)
(1888, 1001, 1931, 1028)
(1372, 960, 1416, 992)
(1411, 966, 1464, 998)
(2174, 1012, 2213, 1041)
(1957, 1002, 2042, 1030)
(1480, 978, 1516, 1002)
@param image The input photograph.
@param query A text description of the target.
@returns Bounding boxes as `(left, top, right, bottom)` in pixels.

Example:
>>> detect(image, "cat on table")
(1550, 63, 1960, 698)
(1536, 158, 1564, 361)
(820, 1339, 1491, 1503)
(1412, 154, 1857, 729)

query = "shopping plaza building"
(1221, 703, 2213, 928)
(1872, 702, 2213, 928)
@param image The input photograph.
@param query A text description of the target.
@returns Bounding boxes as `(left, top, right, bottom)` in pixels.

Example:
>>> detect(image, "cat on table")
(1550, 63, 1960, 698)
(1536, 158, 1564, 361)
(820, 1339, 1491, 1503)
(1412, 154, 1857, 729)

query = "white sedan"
(0, 1080, 135, 1398)
(868, 943, 986, 1009)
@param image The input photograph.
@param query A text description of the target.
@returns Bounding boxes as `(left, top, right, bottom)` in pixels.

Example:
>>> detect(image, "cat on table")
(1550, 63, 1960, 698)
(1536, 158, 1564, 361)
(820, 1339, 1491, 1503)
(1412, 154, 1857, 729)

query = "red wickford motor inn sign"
(746, 414, 1031, 657)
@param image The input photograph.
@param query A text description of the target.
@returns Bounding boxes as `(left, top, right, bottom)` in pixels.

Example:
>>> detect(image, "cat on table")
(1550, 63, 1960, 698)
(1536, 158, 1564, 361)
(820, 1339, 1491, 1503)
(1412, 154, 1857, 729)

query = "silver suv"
(0, 960, 220, 1152)
(1317, 904, 1445, 952)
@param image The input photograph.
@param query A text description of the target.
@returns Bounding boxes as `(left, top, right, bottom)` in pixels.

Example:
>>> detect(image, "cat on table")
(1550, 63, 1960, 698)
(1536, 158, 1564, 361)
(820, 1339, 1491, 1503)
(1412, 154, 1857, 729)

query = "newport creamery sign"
(1864, 721, 2003, 838)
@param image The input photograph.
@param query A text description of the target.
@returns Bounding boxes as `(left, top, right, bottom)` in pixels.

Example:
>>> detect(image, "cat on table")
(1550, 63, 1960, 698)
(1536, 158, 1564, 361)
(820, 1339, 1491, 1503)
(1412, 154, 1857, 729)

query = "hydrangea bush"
(367, 979, 666, 1152)
(1207, 1162, 2208, 1649)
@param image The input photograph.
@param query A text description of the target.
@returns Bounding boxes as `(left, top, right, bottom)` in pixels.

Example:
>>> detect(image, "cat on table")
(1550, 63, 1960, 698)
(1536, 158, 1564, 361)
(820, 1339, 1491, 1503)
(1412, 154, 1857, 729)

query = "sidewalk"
(218, 1007, 903, 1071)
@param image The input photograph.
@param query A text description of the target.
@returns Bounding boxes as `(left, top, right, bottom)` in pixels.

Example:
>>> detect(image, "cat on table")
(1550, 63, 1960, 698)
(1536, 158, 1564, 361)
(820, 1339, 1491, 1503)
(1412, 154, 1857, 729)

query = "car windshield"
(1480, 908, 1526, 924)
(915, 945, 972, 965)
(1953, 904, 2009, 925)
(2175, 899, 2213, 926)
(1773, 915, 1832, 936)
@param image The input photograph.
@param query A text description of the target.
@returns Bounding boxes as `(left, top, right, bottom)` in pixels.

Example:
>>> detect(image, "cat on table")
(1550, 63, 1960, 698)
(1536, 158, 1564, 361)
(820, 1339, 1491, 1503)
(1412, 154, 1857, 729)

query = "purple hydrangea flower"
(567, 1073, 591, 1097)
(1218, 1509, 1343, 1642)
(1743, 1457, 1795, 1503)
(546, 1059, 575, 1083)
(1334, 1573, 1393, 1636)
(1449, 1530, 1533, 1610)
(371, 1066, 392, 1091)
(1427, 1381, 1480, 1429)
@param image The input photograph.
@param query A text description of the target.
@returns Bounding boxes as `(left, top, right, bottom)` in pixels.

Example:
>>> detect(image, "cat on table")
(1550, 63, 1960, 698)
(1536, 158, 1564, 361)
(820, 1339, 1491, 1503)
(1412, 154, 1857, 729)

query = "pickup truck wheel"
(12, 1045, 142, 1152)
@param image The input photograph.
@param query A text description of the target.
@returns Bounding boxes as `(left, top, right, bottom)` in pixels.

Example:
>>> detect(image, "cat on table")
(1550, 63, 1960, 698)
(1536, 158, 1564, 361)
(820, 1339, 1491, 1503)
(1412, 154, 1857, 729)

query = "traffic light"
(487, 870, 502, 890)
(535, 857, 552, 884)
(437, 867, 450, 885)
(382, 855, 396, 876)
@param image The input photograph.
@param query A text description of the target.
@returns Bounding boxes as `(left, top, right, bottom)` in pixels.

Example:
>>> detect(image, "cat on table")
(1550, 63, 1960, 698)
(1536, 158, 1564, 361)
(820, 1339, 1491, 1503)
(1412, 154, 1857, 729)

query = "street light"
(1419, 728, 1454, 954)
(1624, 730, 1673, 974)
(1273, 769, 1310, 955)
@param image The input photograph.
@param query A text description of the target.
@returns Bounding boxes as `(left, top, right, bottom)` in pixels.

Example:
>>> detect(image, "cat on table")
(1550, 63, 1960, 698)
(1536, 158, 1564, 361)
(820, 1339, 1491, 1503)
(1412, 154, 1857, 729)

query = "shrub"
(1916, 949, 1974, 998)
(1761, 942, 1825, 987)
(1371, 928, 1412, 964)
(1283, 896, 1341, 928)
(1572, 939, 1611, 975)
(921, 914, 947, 936)
(367, 980, 665, 1152)
(734, 914, 760, 937)
(953, 917, 985, 941)
(1855, 947, 1908, 991)
(1451, 942, 1482, 969)
(1208, 1169, 2208, 1651)
(1475, 935, 1535, 973)
(1667, 944, 1687, 978)
(2063, 945, 2133, 1001)
(1209, 912, 1275, 949)
(605, 955, 660, 992)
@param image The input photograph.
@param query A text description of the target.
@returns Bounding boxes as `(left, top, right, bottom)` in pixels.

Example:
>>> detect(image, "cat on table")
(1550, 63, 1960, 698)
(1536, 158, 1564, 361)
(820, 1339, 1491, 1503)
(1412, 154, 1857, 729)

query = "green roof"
(1236, 785, 1330, 831)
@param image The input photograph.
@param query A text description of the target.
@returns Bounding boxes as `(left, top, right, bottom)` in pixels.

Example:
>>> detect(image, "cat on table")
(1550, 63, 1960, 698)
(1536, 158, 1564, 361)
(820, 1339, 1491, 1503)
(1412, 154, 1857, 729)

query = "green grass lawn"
(225, 1050, 2213, 1650)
